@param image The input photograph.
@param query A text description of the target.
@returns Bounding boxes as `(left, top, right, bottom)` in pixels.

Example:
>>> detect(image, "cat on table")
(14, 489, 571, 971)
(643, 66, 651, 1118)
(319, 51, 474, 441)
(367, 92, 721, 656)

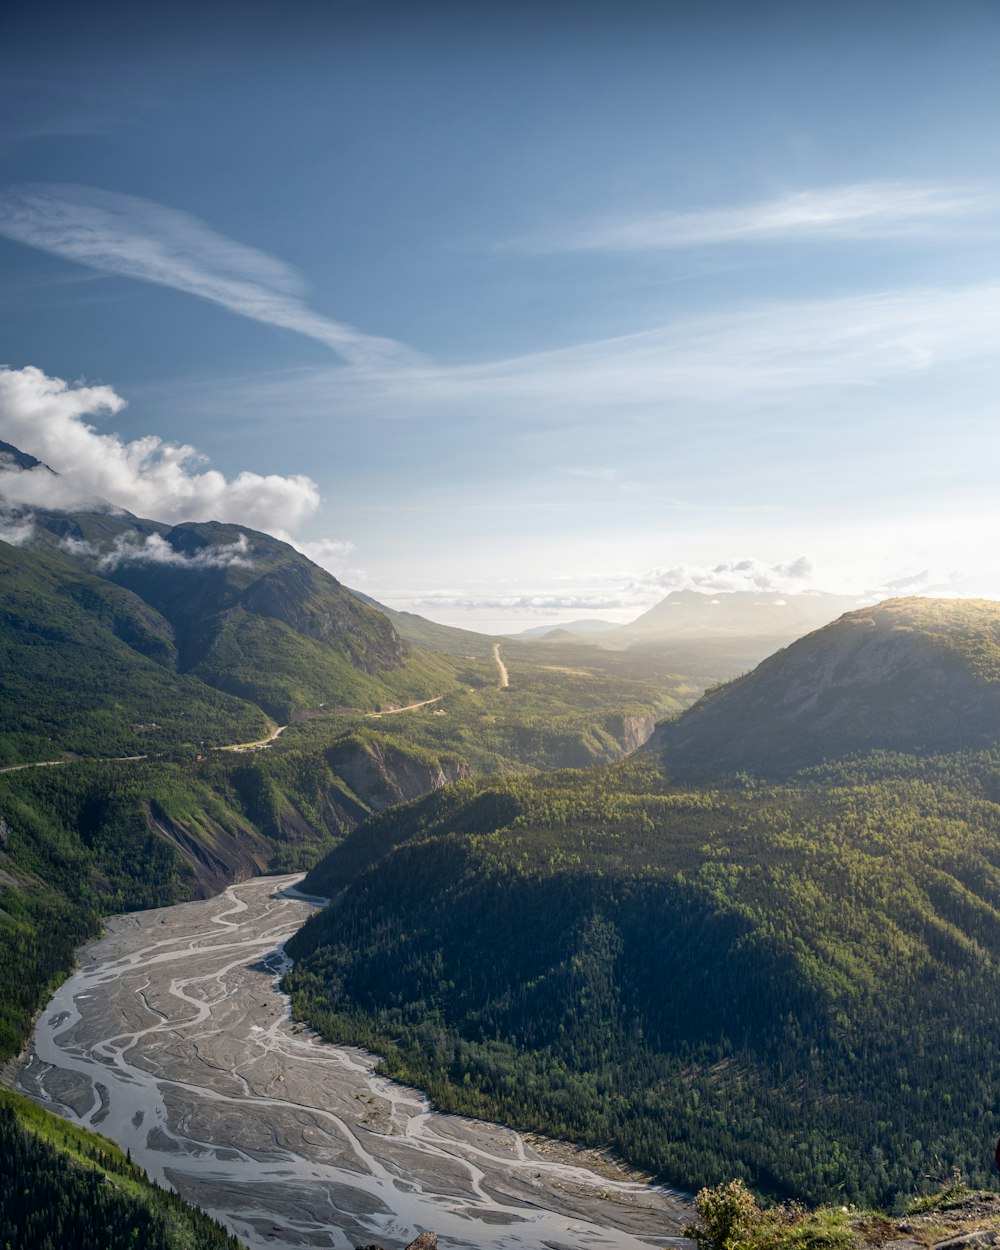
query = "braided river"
(14, 875, 692, 1250)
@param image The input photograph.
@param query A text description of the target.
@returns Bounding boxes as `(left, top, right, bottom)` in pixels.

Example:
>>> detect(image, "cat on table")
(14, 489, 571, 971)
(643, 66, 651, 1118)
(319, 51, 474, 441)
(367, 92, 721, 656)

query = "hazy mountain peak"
(615, 587, 869, 645)
(649, 595, 1000, 776)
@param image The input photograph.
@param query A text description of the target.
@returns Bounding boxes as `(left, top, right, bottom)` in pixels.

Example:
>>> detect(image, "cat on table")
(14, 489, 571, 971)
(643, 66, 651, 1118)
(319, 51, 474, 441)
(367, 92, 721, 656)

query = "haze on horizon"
(1, 0, 999, 634)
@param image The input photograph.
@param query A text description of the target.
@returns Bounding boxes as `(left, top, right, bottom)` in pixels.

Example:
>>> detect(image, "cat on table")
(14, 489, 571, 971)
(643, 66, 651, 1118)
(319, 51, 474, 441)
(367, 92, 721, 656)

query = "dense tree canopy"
(287, 749, 1000, 1208)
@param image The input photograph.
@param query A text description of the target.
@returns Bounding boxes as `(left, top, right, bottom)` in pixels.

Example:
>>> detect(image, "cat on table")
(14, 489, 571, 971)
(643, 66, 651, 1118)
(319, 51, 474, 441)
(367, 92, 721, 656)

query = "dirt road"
(366, 696, 443, 718)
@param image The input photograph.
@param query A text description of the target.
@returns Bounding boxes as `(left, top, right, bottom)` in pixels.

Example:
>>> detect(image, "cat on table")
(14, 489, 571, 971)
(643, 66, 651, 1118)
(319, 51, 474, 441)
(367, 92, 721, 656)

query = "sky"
(2, 0, 1000, 632)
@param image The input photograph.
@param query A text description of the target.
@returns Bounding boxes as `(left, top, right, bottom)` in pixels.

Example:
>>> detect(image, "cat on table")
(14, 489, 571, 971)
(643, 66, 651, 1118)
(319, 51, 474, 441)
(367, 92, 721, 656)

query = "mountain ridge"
(649, 596, 1000, 777)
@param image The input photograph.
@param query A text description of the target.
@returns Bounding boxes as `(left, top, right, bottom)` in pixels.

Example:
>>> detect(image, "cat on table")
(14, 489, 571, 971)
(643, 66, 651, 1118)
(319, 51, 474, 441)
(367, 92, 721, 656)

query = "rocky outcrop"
(865, 1191, 1000, 1250)
(609, 712, 657, 755)
(356, 1233, 437, 1250)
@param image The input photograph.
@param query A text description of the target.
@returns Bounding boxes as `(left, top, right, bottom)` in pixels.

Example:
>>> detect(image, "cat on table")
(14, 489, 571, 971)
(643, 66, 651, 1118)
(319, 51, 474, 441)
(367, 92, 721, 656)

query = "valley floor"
(10, 875, 692, 1250)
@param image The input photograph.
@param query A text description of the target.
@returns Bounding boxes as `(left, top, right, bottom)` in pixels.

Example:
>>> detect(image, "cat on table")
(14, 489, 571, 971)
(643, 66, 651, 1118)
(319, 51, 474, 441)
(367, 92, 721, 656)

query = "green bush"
(687, 1180, 765, 1250)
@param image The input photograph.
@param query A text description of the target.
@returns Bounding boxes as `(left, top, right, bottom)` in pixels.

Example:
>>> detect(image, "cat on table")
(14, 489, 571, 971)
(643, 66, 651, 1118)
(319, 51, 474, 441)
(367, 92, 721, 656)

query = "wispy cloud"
(292, 537, 368, 583)
(0, 80, 127, 158)
(0, 184, 417, 368)
(227, 278, 1000, 423)
(506, 182, 997, 253)
(0, 514, 34, 546)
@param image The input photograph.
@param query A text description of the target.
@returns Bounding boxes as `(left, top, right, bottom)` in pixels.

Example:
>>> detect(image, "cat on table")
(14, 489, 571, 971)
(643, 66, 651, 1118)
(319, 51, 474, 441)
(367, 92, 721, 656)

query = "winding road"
(220, 723, 288, 752)
(0, 753, 147, 775)
(14, 876, 691, 1250)
(366, 697, 443, 718)
(493, 644, 509, 689)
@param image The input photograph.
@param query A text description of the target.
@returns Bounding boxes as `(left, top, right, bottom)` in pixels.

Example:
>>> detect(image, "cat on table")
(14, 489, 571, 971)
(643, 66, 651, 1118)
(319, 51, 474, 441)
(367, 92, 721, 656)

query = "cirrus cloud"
(504, 182, 998, 253)
(0, 184, 418, 369)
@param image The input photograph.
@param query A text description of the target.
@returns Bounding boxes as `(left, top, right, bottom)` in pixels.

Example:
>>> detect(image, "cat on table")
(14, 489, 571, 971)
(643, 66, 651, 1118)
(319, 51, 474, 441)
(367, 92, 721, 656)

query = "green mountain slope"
(650, 597, 1000, 778)
(285, 598, 1000, 1209)
(0, 1089, 245, 1250)
(30, 511, 458, 722)
(0, 540, 269, 765)
(4, 431, 467, 732)
(0, 450, 782, 1242)
(351, 588, 499, 658)
(0, 457, 745, 1071)
(287, 750, 1000, 1208)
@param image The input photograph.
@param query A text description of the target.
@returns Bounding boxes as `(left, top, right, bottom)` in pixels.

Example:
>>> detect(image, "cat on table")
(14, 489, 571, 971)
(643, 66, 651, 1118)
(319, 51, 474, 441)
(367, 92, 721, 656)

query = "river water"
(14, 874, 692, 1250)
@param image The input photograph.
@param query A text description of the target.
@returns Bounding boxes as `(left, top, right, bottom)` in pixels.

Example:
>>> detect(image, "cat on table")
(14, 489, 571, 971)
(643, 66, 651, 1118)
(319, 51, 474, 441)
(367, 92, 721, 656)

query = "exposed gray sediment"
(13, 874, 692, 1250)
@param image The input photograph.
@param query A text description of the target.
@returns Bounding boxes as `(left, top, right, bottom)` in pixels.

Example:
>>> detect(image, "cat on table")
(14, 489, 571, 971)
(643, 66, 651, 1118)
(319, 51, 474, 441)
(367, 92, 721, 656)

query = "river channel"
(14, 874, 693, 1250)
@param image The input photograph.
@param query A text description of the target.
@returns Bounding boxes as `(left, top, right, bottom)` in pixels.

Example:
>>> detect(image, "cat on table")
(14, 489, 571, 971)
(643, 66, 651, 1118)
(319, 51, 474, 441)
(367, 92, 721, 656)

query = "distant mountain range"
(508, 618, 619, 640)
(506, 589, 869, 649)
(613, 587, 867, 643)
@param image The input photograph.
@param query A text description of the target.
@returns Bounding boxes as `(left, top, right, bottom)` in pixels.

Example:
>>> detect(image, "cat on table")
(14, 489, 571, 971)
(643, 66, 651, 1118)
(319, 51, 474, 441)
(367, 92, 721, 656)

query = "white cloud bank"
(409, 592, 631, 614)
(85, 531, 252, 570)
(393, 558, 821, 622)
(0, 184, 417, 369)
(507, 181, 997, 252)
(0, 365, 322, 536)
(632, 557, 816, 596)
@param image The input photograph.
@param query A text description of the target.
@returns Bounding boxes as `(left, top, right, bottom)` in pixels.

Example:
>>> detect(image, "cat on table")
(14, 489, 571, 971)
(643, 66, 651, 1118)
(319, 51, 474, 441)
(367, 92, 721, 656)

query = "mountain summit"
(0, 441, 457, 757)
(649, 596, 1000, 776)
(611, 588, 865, 645)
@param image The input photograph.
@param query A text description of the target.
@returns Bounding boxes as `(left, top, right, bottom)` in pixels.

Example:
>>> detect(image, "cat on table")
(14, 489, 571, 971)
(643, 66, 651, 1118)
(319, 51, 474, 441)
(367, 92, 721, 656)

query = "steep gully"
(14, 875, 691, 1250)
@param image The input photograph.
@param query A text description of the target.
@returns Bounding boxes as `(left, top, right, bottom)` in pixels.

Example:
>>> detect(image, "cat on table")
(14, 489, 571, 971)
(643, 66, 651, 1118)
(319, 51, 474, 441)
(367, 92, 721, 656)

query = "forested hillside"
(13, 444, 993, 1227)
(0, 643, 717, 1248)
(286, 600, 1000, 1209)
(287, 748, 1000, 1207)
(0, 463, 731, 1073)
(23, 506, 461, 732)
(0, 1089, 245, 1250)
(0, 540, 270, 765)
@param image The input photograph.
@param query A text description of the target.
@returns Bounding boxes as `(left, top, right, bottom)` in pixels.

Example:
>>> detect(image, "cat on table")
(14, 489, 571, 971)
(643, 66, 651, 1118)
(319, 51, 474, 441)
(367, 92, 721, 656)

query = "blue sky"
(2, 1, 1000, 631)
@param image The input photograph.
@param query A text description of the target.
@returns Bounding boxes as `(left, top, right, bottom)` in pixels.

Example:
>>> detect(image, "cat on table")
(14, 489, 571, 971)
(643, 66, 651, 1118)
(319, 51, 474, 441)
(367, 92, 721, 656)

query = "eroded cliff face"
(325, 739, 474, 813)
(147, 808, 272, 897)
(612, 713, 657, 755)
(145, 740, 477, 899)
